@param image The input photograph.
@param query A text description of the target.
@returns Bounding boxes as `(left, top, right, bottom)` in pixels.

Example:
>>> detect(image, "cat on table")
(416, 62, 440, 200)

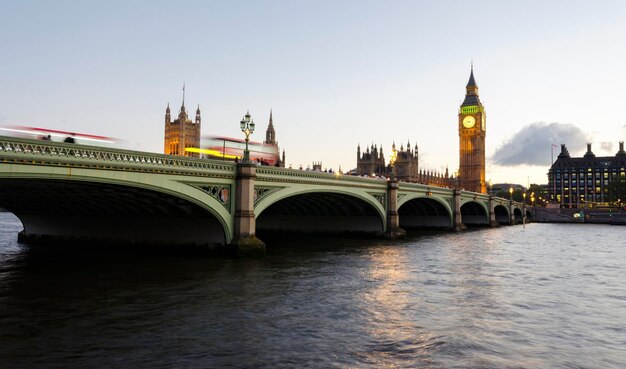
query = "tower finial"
(182, 82, 186, 108)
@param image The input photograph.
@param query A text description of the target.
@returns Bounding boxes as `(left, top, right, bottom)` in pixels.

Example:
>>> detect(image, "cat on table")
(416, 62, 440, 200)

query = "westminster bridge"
(0, 136, 529, 255)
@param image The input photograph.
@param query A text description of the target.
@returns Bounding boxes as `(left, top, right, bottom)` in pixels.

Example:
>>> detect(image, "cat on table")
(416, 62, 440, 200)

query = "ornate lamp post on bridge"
(232, 110, 265, 256)
(239, 111, 255, 163)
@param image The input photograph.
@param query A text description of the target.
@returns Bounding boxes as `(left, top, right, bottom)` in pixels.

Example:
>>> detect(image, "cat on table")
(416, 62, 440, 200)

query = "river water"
(0, 212, 625, 368)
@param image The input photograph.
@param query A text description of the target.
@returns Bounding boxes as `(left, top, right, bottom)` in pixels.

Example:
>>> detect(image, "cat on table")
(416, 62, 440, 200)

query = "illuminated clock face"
(462, 115, 475, 128)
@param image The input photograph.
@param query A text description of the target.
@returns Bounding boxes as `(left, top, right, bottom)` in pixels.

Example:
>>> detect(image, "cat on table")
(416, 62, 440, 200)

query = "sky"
(2, 0, 626, 186)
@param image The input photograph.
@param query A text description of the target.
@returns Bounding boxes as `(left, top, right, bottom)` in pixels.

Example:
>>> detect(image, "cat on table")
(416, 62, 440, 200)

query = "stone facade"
(356, 142, 456, 186)
(164, 87, 201, 157)
(548, 142, 626, 206)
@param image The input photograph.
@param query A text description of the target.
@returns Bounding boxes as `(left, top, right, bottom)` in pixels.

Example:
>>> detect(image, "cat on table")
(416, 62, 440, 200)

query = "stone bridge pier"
(232, 163, 265, 256)
(509, 200, 516, 225)
(488, 196, 499, 227)
(452, 189, 466, 232)
(384, 179, 406, 240)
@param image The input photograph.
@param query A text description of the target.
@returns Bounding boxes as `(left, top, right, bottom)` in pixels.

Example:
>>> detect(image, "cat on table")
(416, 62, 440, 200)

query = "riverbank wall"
(534, 207, 626, 224)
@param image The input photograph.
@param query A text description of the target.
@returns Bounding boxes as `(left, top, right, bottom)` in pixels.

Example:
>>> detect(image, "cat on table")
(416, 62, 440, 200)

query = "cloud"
(491, 122, 586, 166)
(600, 141, 614, 152)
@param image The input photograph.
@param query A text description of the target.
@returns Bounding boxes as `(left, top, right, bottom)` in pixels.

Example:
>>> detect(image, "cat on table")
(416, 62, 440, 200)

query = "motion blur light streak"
(0, 125, 117, 145)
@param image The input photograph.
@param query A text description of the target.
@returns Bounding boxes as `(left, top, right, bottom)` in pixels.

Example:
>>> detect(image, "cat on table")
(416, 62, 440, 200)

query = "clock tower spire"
(458, 65, 487, 194)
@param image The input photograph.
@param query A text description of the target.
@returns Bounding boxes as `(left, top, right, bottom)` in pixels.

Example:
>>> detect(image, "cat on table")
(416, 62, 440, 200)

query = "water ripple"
(1, 215, 626, 368)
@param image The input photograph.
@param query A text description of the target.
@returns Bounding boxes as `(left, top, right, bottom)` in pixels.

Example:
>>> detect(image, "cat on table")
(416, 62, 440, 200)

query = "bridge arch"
(460, 200, 490, 226)
(0, 173, 233, 245)
(397, 195, 453, 229)
(494, 204, 510, 224)
(513, 207, 524, 223)
(255, 187, 386, 234)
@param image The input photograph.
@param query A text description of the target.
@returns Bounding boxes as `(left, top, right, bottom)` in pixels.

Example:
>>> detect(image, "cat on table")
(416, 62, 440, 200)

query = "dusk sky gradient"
(2, 0, 626, 186)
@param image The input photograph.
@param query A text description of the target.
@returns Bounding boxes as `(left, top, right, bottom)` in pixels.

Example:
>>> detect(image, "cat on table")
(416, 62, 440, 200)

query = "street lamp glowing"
(389, 146, 398, 180)
(509, 187, 513, 200)
(239, 111, 255, 163)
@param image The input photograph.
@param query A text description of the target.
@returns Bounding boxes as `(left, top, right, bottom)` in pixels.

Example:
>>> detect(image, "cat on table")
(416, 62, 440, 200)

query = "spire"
(165, 103, 171, 124)
(181, 82, 186, 109)
(265, 109, 276, 145)
(461, 64, 481, 107)
(268, 109, 274, 128)
(195, 104, 201, 124)
(178, 83, 187, 119)
(467, 63, 477, 88)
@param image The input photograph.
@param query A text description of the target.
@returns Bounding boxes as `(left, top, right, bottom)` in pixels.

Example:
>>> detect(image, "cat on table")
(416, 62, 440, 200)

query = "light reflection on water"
(1, 212, 625, 368)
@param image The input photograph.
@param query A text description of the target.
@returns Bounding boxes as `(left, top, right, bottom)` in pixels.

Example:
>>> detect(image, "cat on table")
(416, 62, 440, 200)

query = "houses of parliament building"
(356, 67, 487, 193)
(163, 87, 284, 167)
(163, 87, 201, 158)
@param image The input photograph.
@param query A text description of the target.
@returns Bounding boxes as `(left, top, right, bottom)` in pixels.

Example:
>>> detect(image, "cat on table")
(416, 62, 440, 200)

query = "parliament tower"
(458, 66, 486, 193)
(164, 85, 201, 157)
(263, 109, 286, 167)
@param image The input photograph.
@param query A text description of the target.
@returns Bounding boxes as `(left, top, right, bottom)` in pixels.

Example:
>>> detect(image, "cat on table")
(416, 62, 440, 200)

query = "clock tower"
(458, 66, 486, 193)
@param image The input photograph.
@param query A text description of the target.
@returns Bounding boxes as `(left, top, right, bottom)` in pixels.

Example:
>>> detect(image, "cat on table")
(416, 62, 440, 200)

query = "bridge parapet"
(0, 136, 235, 178)
(257, 166, 388, 188)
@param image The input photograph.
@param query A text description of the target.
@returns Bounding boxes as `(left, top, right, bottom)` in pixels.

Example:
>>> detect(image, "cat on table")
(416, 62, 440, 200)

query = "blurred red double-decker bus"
(0, 125, 117, 146)
(186, 135, 280, 165)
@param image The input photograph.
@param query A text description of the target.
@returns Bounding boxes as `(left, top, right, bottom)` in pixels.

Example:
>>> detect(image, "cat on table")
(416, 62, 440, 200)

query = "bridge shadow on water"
(11, 226, 482, 262)
(257, 228, 454, 256)
(5, 222, 494, 266)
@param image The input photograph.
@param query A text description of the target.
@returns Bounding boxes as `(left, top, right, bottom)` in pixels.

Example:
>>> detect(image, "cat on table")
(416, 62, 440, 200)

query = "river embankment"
(534, 207, 626, 224)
